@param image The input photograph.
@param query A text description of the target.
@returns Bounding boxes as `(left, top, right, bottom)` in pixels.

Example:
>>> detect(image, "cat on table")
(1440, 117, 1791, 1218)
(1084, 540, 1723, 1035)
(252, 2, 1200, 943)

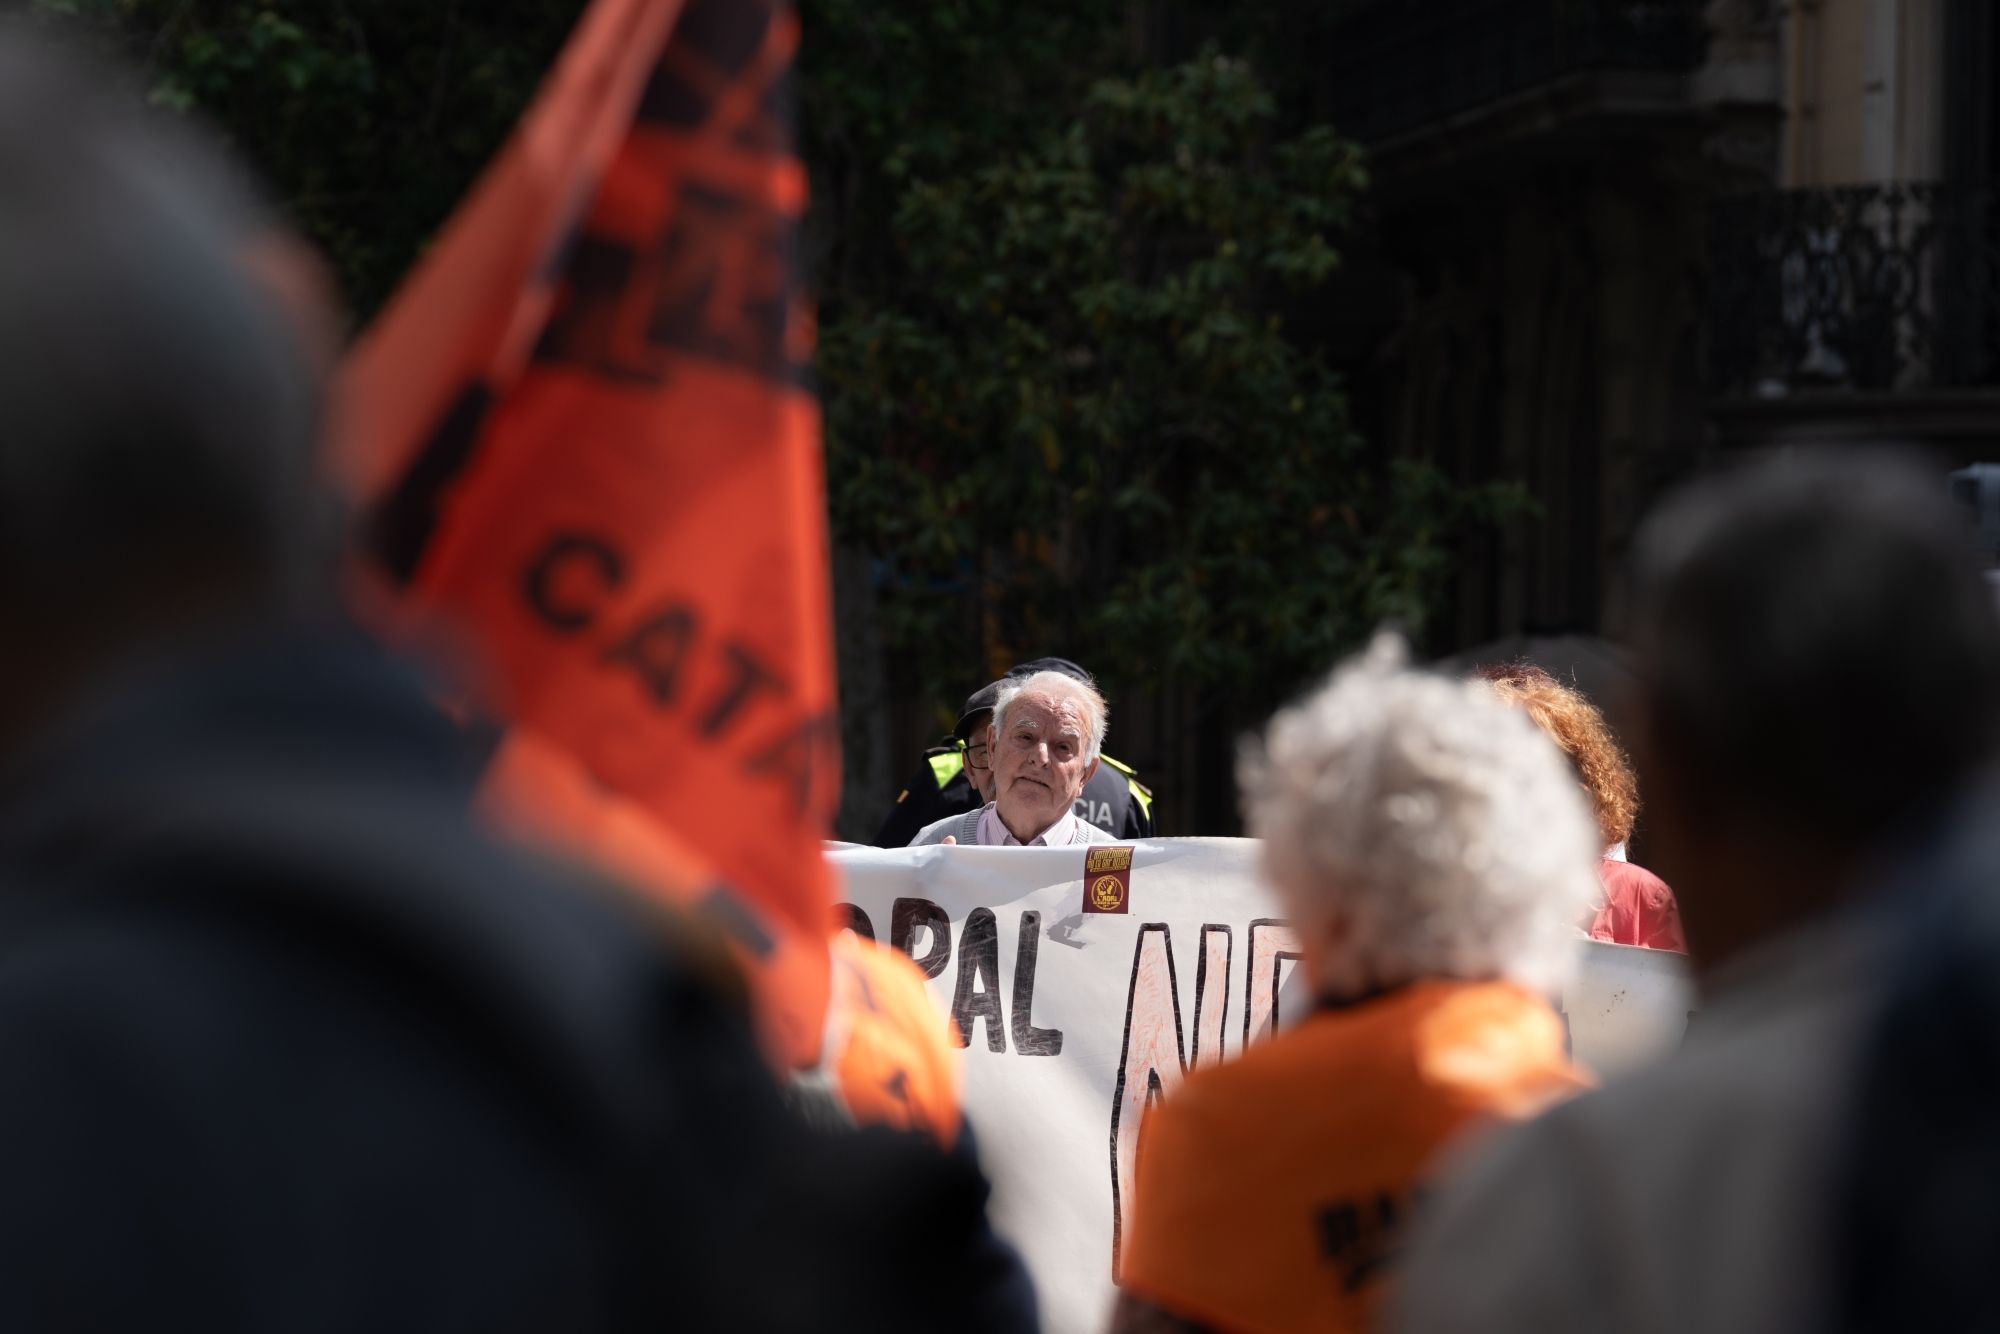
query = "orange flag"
(336, 0, 839, 1069)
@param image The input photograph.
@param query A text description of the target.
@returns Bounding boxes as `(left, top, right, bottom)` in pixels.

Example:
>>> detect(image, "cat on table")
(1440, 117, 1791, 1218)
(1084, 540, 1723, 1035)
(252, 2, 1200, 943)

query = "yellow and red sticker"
(1084, 846, 1134, 914)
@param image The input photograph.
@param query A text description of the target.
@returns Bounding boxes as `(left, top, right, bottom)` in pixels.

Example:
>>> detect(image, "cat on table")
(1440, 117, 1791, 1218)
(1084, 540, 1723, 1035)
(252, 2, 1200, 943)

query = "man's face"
(964, 713, 997, 802)
(990, 690, 1100, 837)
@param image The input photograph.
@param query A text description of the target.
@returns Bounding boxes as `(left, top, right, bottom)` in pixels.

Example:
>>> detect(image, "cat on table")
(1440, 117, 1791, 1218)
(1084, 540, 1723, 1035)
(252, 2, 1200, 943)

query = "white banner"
(829, 838, 1692, 1334)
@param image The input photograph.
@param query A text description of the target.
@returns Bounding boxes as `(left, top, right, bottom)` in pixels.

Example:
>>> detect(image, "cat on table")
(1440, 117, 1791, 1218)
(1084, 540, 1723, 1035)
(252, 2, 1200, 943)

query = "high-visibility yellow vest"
(1100, 753, 1153, 819)
(926, 748, 966, 789)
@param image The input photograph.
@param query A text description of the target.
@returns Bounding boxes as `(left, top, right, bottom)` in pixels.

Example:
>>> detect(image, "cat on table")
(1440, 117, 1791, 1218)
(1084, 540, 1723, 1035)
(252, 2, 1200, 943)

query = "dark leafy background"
(18, 0, 1520, 830)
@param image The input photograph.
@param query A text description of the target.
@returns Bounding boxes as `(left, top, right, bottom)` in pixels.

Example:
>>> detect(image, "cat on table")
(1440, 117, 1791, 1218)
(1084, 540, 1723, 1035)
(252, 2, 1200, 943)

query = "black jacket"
(0, 627, 1033, 1333)
(873, 747, 1156, 847)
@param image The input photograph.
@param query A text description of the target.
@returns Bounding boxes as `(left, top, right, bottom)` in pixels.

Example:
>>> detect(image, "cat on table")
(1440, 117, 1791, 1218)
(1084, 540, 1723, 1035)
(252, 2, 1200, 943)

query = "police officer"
(872, 657, 1156, 846)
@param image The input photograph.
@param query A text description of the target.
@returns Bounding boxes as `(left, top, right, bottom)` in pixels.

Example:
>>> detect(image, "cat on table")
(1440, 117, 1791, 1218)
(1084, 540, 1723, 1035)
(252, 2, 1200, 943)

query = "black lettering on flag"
(530, 205, 805, 389)
(743, 708, 840, 821)
(532, 233, 665, 385)
(371, 381, 495, 583)
(529, 0, 809, 391)
(627, 0, 810, 388)
(889, 897, 951, 979)
(524, 532, 624, 632)
(635, 0, 777, 130)
(641, 184, 793, 382)
(700, 643, 785, 738)
(602, 606, 699, 705)
(950, 907, 1006, 1053)
(1010, 911, 1063, 1056)
(516, 534, 839, 815)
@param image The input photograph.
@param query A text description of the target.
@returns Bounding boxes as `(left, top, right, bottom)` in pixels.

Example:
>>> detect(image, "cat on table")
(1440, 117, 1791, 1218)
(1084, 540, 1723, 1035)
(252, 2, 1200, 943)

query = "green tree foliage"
(803, 3, 1509, 707)
(25, 0, 1513, 783)
(22, 0, 585, 320)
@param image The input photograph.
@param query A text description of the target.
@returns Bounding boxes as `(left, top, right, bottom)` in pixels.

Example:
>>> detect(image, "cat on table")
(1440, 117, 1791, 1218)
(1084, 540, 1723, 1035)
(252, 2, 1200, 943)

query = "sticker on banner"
(1083, 846, 1134, 914)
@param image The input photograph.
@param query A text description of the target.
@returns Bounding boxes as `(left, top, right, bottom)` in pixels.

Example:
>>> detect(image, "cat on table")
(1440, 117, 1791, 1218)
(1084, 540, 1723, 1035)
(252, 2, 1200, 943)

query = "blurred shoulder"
(1394, 1091, 1605, 1332)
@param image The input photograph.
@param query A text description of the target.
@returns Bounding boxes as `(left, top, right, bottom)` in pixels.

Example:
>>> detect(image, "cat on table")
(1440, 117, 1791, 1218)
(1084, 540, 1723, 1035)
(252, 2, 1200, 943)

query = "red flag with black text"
(336, 0, 839, 1068)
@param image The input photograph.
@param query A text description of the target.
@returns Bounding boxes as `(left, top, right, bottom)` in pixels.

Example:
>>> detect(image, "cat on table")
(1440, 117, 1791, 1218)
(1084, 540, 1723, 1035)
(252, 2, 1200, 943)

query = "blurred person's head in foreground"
(1627, 447, 2000, 973)
(1240, 636, 1600, 1002)
(1114, 638, 1596, 1333)
(0, 29, 1044, 1334)
(986, 668, 1105, 843)
(0, 25, 329, 743)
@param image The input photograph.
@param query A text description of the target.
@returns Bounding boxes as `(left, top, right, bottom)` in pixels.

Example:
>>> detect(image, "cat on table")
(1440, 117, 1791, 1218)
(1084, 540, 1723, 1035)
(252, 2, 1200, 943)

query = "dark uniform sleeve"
(872, 759, 978, 847)
(1077, 758, 1156, 839)
(1118, 774, 1156, 839)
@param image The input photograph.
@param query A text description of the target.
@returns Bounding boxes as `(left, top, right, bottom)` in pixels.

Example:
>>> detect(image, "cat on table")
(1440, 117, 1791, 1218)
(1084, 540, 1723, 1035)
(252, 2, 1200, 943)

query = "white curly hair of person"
(1239, 635, 1600, 1000)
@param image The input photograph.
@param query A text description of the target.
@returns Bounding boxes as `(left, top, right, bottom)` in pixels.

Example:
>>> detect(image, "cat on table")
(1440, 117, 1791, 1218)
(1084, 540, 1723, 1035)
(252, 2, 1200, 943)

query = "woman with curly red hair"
(1482, 663, 1686, 952)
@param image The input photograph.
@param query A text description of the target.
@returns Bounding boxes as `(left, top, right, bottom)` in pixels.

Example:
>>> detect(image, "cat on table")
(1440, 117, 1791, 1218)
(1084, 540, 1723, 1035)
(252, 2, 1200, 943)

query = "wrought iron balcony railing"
(1708, 182, 2000, 398)
(1321, 0, 1707, 145)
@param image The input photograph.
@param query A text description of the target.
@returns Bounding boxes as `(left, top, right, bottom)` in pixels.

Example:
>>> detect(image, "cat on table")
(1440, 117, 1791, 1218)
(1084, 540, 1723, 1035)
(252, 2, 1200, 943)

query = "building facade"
(1318, 0, 1990, 651)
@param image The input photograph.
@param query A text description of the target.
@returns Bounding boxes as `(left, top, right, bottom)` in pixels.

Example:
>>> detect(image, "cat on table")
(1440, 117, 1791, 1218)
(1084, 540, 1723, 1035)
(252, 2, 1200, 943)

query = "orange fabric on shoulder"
(1119, 980, 1588, 1334)
(478, 726, 718, 896)
(826, 931, 961, 1147)
(477, 726, 838, 1073)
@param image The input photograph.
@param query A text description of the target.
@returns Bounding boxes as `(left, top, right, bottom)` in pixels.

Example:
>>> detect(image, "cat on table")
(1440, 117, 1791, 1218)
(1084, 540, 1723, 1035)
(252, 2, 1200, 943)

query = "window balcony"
(1320, 0, 1708, 146)
(1708, 182, 2000, 399)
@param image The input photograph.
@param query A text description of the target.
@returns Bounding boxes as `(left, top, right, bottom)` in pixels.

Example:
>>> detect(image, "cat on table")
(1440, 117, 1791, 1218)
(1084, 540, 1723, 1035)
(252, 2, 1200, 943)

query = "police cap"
(956, 657, 1097, 741)
(954, 680, 1004, 742)
(1009, 656, 1094, 686)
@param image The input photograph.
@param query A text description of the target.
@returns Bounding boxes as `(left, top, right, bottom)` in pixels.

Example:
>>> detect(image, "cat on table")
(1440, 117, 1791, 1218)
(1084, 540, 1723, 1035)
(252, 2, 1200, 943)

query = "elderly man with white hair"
(1111, 638, 1596, 1334)
(910, 670, 1116, 847)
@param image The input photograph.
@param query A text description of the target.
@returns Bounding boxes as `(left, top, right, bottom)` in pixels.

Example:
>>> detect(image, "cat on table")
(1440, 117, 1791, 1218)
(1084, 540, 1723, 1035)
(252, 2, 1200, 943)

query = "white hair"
(991, 671, 1108, 764)
(1239, 635, 1599, 999)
